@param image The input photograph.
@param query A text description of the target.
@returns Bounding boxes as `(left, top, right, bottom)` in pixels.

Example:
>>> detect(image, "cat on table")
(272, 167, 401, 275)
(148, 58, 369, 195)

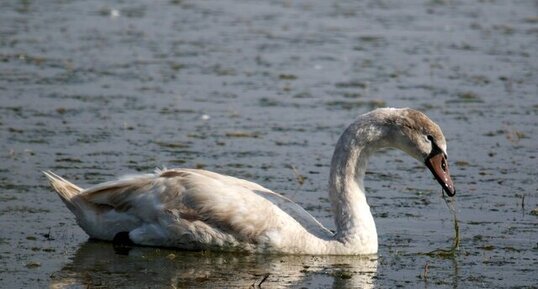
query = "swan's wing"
(175, 169, 334, 239)
(79, 169, 333, 246)
(174, 169, 334, 239)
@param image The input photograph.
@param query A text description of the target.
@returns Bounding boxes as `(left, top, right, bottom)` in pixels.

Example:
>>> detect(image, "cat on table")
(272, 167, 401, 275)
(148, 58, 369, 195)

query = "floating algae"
(422, 193, 460, 257)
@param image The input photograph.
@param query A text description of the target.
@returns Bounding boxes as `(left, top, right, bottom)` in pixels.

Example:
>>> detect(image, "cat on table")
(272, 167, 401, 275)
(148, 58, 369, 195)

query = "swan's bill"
(425, 152, 456, 197)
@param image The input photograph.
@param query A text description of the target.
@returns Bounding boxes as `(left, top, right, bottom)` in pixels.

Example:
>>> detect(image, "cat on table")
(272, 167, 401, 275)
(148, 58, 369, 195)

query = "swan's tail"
(43, 171, 84, 213)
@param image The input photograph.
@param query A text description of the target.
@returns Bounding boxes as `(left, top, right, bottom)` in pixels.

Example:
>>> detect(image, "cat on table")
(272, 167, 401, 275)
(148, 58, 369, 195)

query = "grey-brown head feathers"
(362, 108, 448, 159)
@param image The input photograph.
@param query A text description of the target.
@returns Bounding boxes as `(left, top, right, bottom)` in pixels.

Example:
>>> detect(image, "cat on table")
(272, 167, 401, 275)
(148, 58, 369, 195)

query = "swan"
(44, 107, 455, 255)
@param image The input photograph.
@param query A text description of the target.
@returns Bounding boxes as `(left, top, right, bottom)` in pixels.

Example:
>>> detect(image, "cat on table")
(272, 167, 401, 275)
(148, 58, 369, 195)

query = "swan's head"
(373, 108, 456, 196)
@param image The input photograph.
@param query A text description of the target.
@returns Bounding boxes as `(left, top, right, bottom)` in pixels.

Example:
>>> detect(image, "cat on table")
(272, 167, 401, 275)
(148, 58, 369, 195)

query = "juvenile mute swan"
(44, 108, 455, 255)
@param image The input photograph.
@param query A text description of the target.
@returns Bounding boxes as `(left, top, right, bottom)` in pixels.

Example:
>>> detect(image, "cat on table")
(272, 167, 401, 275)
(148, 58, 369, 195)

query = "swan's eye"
(427, 135, 434, 142)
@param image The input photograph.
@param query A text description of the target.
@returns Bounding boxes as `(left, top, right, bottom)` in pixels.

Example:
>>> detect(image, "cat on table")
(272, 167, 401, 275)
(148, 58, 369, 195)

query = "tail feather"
(43, 171, 83, 212)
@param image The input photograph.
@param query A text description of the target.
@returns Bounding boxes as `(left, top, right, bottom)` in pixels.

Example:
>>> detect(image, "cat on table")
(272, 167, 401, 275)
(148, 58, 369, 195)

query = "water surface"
(0, 0, 536, 288)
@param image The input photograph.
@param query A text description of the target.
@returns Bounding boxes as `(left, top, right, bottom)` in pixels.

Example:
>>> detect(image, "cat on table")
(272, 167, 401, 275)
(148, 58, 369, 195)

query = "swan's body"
(45, 108, 455, 255)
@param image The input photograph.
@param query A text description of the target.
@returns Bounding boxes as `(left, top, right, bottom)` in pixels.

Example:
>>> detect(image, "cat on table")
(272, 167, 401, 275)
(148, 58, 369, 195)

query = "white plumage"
(45, 108, 455, 255)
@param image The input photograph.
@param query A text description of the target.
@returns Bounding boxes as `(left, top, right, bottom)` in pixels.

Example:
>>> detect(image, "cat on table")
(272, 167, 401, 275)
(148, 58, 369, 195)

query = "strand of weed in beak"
(423, 191, 460, 257)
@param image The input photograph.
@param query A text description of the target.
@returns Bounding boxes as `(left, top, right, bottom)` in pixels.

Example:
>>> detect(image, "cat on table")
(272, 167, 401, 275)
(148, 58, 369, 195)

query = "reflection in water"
(421, 257, 459, 289)
(448, 257, 459, 289)
(50, 241, 378, 289)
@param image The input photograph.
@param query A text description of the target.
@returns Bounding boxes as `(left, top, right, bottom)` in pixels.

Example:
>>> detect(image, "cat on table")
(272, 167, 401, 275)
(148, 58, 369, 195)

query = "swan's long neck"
(329, 121, 389, 252)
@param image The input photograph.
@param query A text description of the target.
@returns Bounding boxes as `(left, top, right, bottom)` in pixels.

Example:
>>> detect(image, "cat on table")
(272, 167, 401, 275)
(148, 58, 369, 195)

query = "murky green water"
(1, 0, 536, 288)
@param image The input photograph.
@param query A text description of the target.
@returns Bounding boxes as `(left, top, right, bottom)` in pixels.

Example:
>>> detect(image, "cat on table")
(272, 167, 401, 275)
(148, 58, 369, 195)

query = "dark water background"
(0, 0, 537, 288)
